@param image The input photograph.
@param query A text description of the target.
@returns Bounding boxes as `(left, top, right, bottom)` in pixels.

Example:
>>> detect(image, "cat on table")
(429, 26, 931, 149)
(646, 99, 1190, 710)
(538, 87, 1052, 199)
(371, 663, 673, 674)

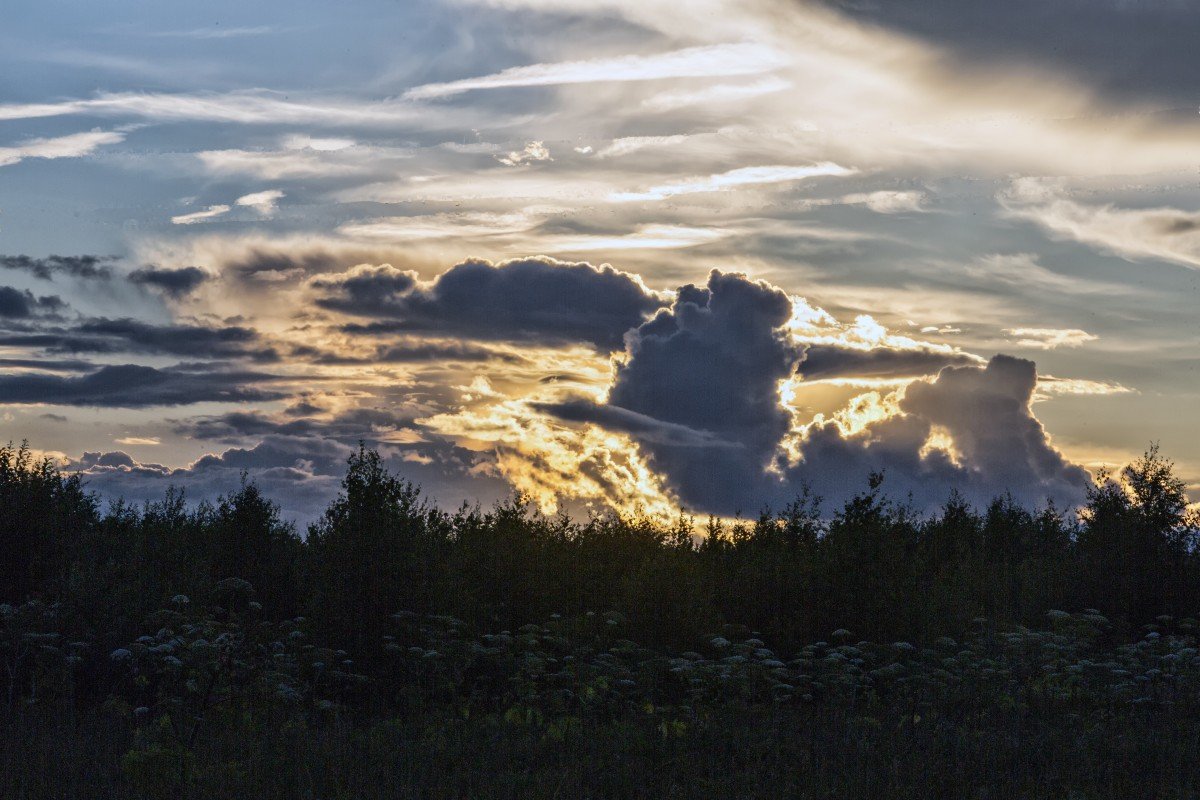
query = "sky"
(1, 0, 1198, 525)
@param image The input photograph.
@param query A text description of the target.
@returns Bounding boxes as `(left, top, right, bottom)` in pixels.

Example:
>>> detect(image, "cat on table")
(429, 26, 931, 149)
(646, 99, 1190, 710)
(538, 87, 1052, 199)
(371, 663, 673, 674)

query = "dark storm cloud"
(534, 397, 738, 448)
(174, 407, 420, 444)
(0, 255, 116, 281)
(0, 286, 65, 317)
(308, 340, 522, 365)
(827, 0, 1199, 106)
(224, 247, 348, 283)
(797, 344, 981, 381)
(316, 257, 667, 350)
(564, 271, 1089, 515)
(0, 357, 95, 372)
(603, 270, 804, 510)
(0, 363, 287, 407)
(73, 318, 280, 361)
(0, 315, 279, 361)
(898, 355, 1090, 497)
(128, 265, 211, 297)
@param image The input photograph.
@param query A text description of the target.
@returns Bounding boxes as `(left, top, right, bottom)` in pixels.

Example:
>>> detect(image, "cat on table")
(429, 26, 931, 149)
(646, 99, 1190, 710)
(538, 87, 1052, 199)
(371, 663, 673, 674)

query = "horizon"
(3, 0, 1199, 525)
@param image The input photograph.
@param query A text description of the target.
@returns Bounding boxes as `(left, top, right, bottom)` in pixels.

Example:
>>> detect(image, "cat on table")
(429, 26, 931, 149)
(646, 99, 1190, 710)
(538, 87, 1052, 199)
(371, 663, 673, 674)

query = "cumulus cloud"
(313, 256, 667, 350)
(568, 270, 804, 510)
(0, 129, 125, 168)
(542, 270, 1090, 514)
(496, 141, 551, 166)
(127, 265, 210, 297)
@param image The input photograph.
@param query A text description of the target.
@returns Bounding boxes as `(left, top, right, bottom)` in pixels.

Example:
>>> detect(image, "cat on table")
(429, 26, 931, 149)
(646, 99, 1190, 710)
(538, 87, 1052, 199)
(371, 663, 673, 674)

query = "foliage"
(2, 440, 1200, 797)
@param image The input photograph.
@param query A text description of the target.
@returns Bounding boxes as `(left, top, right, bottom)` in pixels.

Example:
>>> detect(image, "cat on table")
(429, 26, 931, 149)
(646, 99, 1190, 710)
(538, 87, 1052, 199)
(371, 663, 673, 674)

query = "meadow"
(3, 442, 1200, 798)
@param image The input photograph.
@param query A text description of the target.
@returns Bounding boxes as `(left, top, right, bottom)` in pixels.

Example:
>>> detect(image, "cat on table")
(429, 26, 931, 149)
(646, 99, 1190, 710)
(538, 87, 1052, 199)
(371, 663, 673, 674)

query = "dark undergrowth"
(4, 440, 1200, 798)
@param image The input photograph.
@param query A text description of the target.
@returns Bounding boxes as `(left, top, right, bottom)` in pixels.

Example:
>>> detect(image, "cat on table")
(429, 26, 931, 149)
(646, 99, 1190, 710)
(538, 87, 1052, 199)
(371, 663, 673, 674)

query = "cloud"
(338, 211, 537, 241)
(67, 436, 351, 525)
(496, 141, 551, 166)
(0, 363, 287, 407)
(0, 286, 66, 318)
(595, 135, 691, 158)
(895, 356, 1091, 500)
(1004, 327, 1098, 350)
(538, 225, 727, 252)
(610, 163, 854, 202)
(534, 397, 736, 448)
(314, 256, 667, 350)
(1036, 375, 1135, 397)
(128, 265, 210, 297)
(0, 129, 125, 168)
(402, 42, 788, 100)
(235, 189, 285, 216)
(70, 317, 279, 361)
(0, 254, 116, 281)
(144, 25, 281, 39)
(536, 270, 1089, 514)
(640, 77, 791, 111)
(114, 436, 160, 445)
(840, 190, 926, 214)
(600, 270, 804, 509)
(172, 205, 230, 225)
(281, 134, 356, 151)
(797, 343, 981, 381)
(1001, 179, 1200, 269)
(0, 90, 431, 128)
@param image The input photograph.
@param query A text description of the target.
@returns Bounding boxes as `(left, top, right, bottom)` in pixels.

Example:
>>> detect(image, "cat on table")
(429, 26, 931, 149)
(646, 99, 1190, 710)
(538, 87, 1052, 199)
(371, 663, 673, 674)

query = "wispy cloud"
(338, 211, 538, 240)
(538, 225, 727, 252)
(0, 129, 125, 168)
(0, 91, 428, 127)
(171, 204, 230, 225)
(1036, 376, 1135, 397)
(840, 190, 926, 214)
(402, 42, 787, 100)
(1005, 327, 1098, 350)
(641, 77, 792, 111)
(1001, 178, 1200, 269)
(114, 436, 160, 445)
(236, 189, 285, 216)
(610, 163, 854, 202)
(595, 135, 691, 159)
(146, 25, 282, 40)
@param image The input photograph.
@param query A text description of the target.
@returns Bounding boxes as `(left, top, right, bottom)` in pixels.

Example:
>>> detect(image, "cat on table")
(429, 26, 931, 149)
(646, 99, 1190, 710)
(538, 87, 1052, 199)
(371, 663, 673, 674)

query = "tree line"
(3, 440, 1197, 670)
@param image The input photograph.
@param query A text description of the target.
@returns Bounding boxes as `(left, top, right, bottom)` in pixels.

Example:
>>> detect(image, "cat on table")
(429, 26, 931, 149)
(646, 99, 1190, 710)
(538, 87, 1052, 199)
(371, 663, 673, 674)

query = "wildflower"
(110, 648, 133, 662)
(170, 594, 190, 606)
(710, 637, 730, 648)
